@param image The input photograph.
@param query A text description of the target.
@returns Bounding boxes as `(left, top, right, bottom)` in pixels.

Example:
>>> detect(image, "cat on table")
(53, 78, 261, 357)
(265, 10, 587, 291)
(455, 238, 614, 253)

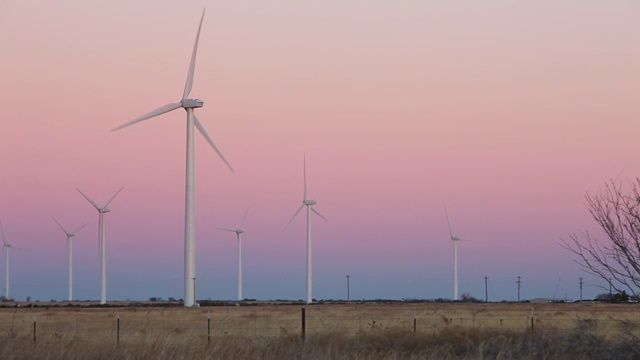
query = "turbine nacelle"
(181, 98, 204, 108)
(99, 208, 111, 214)
(451, 236, 461, 241)
(236, 229, 245, 234)
(303, 199, 317, 206)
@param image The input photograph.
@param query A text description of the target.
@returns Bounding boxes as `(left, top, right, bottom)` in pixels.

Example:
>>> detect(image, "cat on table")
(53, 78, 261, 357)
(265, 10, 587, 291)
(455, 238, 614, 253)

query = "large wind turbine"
(218, 207, 249, 302)
(52, 217, 89, 301)
(445, 209, 463, 301)
(111, 9, 233, 307)
(0, 219, 18, 300)
(77, 187, 123, 305)
(285, 156, 327, 304)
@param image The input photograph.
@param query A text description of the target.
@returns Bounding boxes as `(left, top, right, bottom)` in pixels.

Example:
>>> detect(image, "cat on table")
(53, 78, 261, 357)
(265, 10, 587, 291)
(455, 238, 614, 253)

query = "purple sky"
(0, 1, 639, 302)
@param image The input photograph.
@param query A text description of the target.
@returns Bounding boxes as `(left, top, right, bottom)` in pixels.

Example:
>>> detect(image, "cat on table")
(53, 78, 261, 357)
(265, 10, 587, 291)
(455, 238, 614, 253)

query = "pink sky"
(1, 1, 639, 302)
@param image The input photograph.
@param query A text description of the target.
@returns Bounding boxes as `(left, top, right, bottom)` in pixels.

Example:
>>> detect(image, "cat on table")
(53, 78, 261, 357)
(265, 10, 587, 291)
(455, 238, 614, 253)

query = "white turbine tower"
(111, 9, 233, 307)
(77, 187, 123, 305)
(285, 155, 327, 304)
(52, 217, 89, 301)
(218, 207, 249, 302)
(445, 208, 464, 301)
(0, 219, 19, 300)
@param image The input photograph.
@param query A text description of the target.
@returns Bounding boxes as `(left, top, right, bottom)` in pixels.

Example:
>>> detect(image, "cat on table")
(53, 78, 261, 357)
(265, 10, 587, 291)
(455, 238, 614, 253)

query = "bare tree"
(561, 178, 640, 297)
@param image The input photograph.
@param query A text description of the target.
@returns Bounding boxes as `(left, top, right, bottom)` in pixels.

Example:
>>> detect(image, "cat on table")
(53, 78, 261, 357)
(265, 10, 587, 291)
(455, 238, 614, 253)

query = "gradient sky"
(1, 1, 639, 302)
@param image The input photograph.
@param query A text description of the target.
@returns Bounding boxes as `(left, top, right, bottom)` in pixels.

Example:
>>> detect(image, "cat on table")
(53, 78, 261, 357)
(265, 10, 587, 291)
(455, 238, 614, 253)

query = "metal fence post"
(301, 307, 306, 340)
(207, 311, 211, 343)
(117, 313, 120, 345)
(530, 307, 534, 331)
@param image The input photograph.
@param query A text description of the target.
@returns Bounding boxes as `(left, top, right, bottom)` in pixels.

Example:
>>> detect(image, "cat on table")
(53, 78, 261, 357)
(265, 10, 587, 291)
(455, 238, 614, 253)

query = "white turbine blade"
(98, 215, 102, 257)
(217, 228, 237, 232)
(445, 208, 454, 240)
(71, 222, 89, 235)
(311, 206, 328, 222)
(0, 219, 6, 246)
(65, 238, 70, 259)
(239, 207, 250, 229)
(103, 186, 124, 208)
(193, 114, 234, 173)
(51, 216, 69, 235)
(284, 204, 305, 231)
(303, 154, 307, 200)
(77, 189, 101, 210)
(183, 8, 206, 99)
(111, 103, 182, 132)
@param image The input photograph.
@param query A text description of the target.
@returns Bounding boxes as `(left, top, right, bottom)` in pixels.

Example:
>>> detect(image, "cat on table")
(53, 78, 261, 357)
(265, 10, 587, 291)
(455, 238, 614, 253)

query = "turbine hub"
(303, 199, 317, 205)
(181, 98, 204, 108)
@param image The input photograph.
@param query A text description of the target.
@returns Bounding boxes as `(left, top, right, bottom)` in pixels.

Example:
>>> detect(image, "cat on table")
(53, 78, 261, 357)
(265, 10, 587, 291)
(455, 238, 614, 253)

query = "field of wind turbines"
(1, 1, 640, 358)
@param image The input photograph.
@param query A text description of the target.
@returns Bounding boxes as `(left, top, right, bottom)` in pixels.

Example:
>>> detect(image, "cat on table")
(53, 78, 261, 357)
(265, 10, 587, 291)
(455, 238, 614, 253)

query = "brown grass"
(0, 302, 639, 359)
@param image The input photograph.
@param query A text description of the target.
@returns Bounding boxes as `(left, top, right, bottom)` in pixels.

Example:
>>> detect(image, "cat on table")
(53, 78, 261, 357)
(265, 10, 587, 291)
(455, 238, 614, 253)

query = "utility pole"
(516, 276, 522, 302)
(484, 276, 488, 302)
(346, 275, 351, 301)
(579, 277, 583, 303)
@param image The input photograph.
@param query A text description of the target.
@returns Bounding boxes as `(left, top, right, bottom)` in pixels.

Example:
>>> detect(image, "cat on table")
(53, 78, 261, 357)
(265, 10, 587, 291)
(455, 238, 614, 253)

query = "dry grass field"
(0, 302, 639, 359)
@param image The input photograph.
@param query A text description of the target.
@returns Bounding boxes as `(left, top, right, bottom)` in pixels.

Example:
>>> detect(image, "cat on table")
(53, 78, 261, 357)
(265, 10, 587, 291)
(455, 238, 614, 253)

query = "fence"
(0, 303, 638, 343)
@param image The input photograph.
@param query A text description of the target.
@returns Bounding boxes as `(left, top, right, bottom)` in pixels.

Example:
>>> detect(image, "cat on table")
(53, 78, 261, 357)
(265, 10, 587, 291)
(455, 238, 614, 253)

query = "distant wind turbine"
(77, 187, 123, 305)
(218, 207, 249, 302)
(285, 155, 328, 304)
(445, 208, 464, 301)
(52, 217, 89, 301)
(111, 8, 233, 307)
(0, 219, 22, 300)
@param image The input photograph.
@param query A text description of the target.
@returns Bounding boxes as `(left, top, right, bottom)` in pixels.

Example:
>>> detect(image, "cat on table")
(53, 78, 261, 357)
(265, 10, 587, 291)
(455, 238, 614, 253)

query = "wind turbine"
(52, 217, 89, 301)
(285, 155, 327, 304)
(77, 187, 123, 305)
(445, 208, 464, 301)
(218, 207, 249, 302)
(111, 9, 233, 307)
(0, 219, 19, 300)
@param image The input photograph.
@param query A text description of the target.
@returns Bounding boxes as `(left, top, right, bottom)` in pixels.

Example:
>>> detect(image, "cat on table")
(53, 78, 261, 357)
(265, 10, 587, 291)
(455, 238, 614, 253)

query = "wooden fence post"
(301, 307, 306, 340)
(208, 311, 211, 342)
(33, 316, 36, 343)
(117, 313, 120, 345)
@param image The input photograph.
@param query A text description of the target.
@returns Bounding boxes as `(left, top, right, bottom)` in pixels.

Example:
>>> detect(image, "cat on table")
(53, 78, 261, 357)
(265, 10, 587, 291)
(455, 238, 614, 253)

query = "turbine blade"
(77, 189, 101, 210)
(98, 215, 103, 257)
(66, 238, 70, 260)
(183, 8, 206, 99)
(0, 219, 6, 246)
(71, 222, 90, 235)
(217, 228, 237, 232)
(103, 186, 124, 208)
(311, 206, 328, 222)
(51, 216, 69, 235)
(193, 114, 234, 173)
(445, 208, 454, 240)
(284, 204, 305, 231)
(239, 206, 250, 229)
(303, 154, 307, 200)
(111, 103, 182, 132)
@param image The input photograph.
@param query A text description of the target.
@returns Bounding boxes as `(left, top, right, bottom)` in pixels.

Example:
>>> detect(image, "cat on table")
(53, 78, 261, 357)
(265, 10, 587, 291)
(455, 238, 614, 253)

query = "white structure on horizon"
(285, 155, 328, 305)
(77, 187, 123, 305)
(111, 9, 234, 307)
(0, 219, 20, 300)
(445, 208, 465, 301)
(218, 207, 250, 302)
(52, 217, 88, 301)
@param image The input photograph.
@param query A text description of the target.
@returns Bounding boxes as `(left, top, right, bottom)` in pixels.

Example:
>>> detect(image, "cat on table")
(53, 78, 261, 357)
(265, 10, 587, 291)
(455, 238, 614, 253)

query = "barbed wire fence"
(0, 306, 638, 343)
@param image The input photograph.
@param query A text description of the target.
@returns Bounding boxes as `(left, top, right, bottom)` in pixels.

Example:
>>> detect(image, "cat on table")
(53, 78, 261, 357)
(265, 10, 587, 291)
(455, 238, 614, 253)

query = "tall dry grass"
(0, 326, 639, 359)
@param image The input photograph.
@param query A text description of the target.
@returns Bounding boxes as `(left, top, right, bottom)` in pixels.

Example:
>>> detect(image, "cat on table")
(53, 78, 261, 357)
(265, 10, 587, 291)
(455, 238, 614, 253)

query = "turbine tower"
(77, 187, 123, 305)
(218, 207, 249, 302)
(445, 208, 463, 301)
(0, 219, 18, 300)
(52, 217, 89, 301)
(111, 9, 234, 307)
(285, 155, 327, 304)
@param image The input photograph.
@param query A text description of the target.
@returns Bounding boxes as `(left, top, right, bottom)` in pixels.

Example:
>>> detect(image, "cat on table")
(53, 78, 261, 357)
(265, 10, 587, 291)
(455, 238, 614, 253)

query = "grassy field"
(0, 302, 638, 359)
